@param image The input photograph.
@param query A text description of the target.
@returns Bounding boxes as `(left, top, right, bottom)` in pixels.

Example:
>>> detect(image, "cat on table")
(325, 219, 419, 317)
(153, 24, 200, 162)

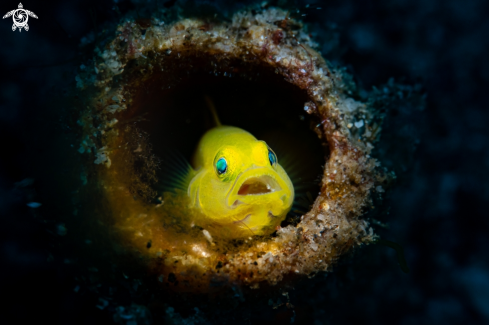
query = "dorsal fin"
(204, 95, 222, 127)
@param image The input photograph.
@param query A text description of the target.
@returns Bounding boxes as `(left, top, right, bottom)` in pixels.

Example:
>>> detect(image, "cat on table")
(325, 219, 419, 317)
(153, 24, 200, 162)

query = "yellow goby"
(189, 125, 294, 238)
(163, 98, 295, 238)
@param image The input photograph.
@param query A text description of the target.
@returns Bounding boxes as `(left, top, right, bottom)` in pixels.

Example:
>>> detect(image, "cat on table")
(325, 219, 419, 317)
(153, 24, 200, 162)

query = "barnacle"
(74, 7, 392, 294)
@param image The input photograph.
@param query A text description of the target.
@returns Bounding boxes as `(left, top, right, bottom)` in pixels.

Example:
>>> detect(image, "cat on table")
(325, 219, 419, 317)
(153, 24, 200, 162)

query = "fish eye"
(216, 157, 227, 175)
(268, 148, 277, 166)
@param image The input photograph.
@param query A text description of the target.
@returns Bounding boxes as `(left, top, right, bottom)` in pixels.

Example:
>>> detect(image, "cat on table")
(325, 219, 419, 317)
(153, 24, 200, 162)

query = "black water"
(1, 0, 488, 324)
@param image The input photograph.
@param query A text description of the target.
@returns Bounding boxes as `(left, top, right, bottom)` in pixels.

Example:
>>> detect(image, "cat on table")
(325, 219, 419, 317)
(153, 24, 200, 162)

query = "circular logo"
(3, 3, 38, 32)
(13, 10, 28, 27)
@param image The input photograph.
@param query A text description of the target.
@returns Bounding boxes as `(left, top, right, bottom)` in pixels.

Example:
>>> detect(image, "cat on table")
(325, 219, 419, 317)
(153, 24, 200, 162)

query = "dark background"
(1, 0, 488, 324)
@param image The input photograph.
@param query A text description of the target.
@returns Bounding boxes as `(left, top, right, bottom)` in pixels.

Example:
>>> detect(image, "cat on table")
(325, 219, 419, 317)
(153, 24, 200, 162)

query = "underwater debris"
(73, 7, 395, 293)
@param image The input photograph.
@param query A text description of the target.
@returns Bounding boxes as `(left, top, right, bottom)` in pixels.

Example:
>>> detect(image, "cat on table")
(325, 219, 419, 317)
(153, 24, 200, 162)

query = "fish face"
(188, 127, 294, 237)
(225, 165, 294, 235)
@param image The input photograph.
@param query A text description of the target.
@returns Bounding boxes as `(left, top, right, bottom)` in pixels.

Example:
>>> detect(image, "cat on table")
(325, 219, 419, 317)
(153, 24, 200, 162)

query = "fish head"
(189, 126, 294, 237)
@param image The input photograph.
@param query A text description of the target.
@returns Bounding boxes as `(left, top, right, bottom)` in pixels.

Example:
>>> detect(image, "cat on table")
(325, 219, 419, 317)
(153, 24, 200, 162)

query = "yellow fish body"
(187, 125, 294, 238)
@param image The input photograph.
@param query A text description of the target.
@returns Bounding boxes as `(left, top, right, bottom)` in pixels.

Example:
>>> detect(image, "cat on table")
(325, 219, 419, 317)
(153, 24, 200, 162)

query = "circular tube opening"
(74, 8, 380, 293)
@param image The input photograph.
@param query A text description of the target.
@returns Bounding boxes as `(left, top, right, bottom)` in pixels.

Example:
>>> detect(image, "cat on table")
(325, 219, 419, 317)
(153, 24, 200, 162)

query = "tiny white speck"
(203, 229, 213, 243)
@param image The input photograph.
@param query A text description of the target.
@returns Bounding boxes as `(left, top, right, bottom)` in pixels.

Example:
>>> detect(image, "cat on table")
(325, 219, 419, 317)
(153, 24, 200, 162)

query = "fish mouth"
(228, 167, 287, 208)
(237, 175, 281, 195)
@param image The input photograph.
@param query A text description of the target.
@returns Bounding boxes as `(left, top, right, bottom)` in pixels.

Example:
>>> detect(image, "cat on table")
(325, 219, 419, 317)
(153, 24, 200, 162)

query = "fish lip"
(226, 167, 286, 208)
(231, 199, 245, 208)
(233, 214, 252, 224)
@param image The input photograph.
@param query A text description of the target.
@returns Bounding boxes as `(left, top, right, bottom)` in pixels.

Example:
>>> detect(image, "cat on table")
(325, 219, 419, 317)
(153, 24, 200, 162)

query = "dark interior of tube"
(121, 53, 326, 223)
